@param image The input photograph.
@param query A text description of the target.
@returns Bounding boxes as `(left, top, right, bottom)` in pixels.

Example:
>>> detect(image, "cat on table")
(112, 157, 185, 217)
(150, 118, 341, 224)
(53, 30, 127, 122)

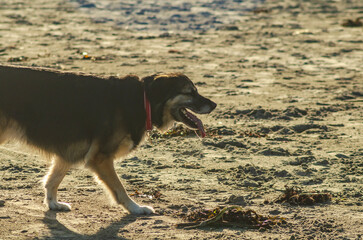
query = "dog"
(0, 65, 216, 215)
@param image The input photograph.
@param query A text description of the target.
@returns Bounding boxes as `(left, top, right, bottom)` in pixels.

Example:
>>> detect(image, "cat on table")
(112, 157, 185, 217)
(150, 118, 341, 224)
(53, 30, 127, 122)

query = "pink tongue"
(185, 111, 206, 138)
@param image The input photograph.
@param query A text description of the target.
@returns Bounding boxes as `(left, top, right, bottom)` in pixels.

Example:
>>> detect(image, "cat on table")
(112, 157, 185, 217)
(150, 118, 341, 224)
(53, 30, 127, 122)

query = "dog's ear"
(141, 74, 156, 87)
(142, 73, 189, 103)
(141, 74, 157, 98)
(143, 74, 177, 102)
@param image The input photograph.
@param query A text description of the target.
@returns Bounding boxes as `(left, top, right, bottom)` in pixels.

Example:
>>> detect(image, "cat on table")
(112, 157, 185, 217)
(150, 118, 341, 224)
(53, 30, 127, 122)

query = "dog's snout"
(210, 101, 217, 111)
(197, 98, 217, 114)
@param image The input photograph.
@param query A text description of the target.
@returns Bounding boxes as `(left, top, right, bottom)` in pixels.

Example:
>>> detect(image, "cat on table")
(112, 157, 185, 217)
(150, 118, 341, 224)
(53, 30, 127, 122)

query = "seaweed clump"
(274, 186, 332, 205)
(177, 206, 286, 230)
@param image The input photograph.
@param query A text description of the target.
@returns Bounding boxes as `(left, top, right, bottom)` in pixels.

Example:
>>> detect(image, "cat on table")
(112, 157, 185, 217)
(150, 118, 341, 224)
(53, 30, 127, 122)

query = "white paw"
(128, 205, 155, 215)
(47, 201, 72, 211)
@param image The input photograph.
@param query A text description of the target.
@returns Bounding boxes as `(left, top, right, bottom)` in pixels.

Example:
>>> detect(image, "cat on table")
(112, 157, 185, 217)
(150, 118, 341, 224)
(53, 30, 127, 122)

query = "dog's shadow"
(42, 210, 138, 240)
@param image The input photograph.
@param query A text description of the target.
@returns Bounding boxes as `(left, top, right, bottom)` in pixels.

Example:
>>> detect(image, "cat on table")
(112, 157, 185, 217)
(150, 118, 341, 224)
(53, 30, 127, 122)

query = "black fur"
(0, 65, 147, 160)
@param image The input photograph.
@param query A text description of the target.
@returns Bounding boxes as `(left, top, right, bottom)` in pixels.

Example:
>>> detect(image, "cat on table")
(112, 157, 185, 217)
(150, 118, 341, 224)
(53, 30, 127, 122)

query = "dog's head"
(143, 73, 216, 136)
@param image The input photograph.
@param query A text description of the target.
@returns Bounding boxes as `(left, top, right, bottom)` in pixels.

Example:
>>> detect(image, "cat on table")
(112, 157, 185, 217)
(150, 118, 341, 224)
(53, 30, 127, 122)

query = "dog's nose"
(210, 101, 217, 111)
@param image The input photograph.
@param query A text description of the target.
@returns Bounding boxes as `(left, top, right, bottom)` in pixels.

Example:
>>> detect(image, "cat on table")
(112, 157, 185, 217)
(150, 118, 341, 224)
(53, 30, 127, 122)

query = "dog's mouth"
(178, 108, 206, 138)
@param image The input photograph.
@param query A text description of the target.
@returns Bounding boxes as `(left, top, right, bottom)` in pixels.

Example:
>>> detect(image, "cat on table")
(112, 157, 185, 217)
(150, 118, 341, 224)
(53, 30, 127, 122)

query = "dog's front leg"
(43, 157, 72, 211)
(87, 154, 155, 215)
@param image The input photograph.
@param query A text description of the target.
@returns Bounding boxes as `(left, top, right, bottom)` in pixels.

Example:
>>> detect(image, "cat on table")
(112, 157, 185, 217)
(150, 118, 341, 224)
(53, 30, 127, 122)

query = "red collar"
(144, 90, 152, 131)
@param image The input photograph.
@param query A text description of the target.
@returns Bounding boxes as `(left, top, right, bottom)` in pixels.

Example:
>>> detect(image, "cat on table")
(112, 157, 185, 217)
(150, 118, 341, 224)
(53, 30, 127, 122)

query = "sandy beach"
(0, 0, 362, 239)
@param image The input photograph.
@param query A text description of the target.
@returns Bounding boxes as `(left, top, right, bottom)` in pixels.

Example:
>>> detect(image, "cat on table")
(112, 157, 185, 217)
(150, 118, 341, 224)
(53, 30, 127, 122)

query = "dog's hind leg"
(87, 154, 155, 215)
(43, 157, 72, 211)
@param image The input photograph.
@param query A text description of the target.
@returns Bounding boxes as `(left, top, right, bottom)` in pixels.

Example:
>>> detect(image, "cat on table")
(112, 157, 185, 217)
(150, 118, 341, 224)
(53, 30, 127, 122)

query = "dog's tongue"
(185, 111, 206, 138)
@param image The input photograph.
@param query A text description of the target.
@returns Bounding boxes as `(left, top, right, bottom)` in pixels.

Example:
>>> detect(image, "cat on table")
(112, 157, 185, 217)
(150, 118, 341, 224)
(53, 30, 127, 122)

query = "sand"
(0, 0, 362, 239)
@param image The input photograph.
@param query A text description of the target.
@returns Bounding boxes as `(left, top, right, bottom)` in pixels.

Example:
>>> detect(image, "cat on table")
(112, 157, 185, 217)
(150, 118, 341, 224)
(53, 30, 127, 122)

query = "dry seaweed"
(150, 125, 197, 139)
(130, 189, 162, 200)
(177, 206, 286, 230)
(342, 18, 362, 27)
(274, 186, 331, 205)
(168, 49, 182, 54)
(253, 8, 270, 14)
(7, 56, 28, 62)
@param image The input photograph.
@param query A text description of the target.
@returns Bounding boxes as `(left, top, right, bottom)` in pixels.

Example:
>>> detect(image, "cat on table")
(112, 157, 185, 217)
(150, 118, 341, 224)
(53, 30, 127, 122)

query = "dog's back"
(0, 65, 144, 161)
